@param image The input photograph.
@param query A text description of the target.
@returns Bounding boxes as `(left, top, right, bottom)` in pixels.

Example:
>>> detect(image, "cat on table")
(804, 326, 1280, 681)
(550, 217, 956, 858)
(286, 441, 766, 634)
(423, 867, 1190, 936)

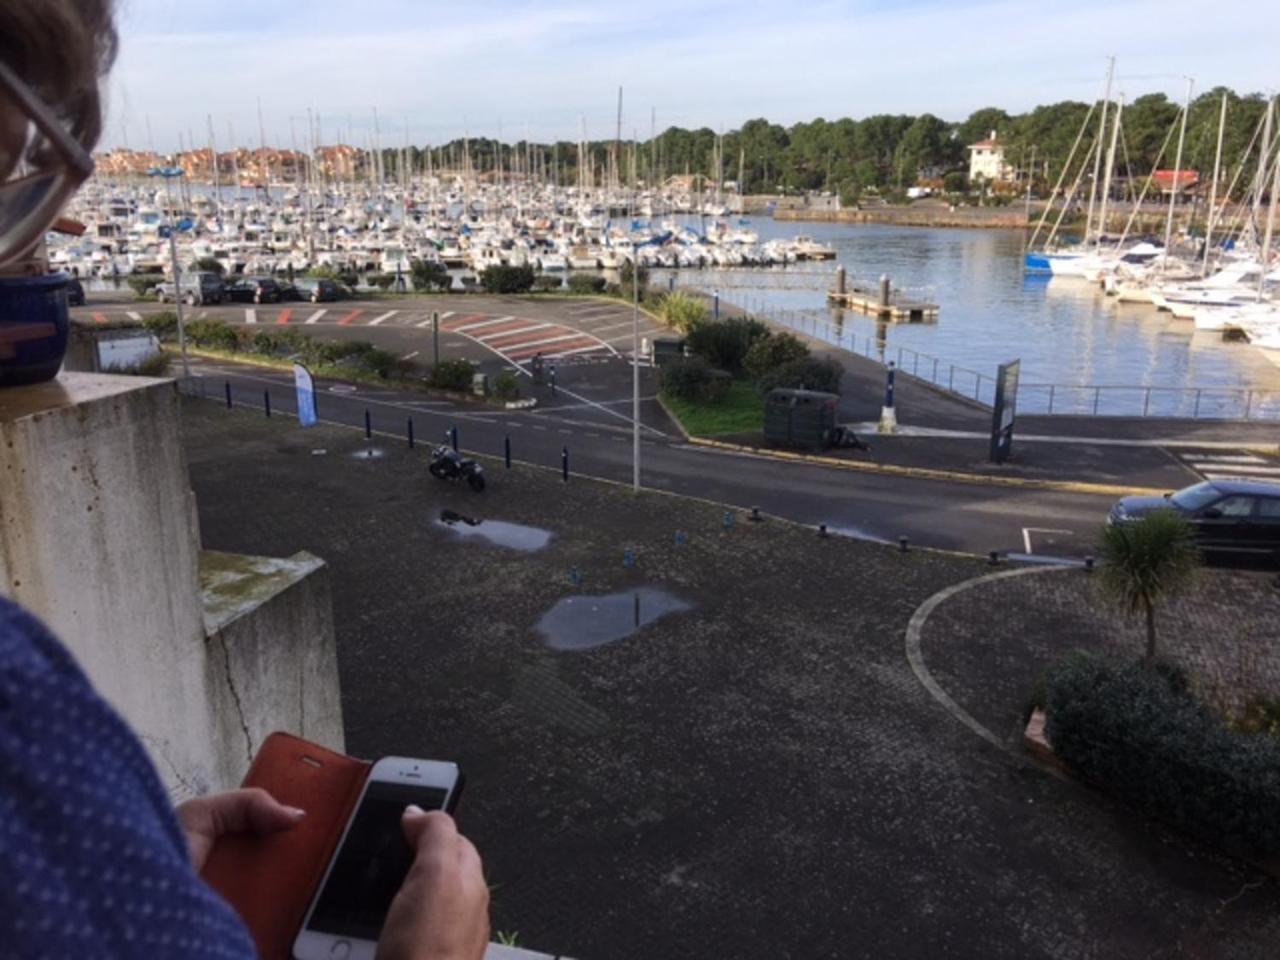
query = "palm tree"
(1098, 510, 1201, 660)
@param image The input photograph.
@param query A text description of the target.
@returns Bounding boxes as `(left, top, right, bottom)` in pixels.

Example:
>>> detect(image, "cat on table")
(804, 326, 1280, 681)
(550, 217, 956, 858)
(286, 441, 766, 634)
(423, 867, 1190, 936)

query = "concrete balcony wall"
(0, 373, 341, 798)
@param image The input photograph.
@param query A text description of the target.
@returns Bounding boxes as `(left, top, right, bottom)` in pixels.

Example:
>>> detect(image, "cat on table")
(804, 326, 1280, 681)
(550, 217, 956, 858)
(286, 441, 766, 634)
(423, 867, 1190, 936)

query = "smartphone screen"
(304, 781, 449, 941)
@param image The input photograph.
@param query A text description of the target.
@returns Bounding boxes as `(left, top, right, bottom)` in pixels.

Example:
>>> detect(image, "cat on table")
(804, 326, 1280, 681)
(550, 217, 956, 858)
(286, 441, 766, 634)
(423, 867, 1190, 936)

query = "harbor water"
(661, 220, 1280, 415)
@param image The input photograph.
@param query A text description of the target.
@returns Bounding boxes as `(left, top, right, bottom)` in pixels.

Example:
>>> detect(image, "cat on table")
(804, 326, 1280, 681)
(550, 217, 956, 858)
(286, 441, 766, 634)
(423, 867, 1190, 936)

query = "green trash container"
(762, 388, 839, 450)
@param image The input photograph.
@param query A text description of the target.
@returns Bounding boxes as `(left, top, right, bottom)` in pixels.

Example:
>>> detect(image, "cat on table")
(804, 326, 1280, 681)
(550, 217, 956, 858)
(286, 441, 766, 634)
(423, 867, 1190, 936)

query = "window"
(1257, 497, 1280, 521)
(1211, 496, 1255, 518)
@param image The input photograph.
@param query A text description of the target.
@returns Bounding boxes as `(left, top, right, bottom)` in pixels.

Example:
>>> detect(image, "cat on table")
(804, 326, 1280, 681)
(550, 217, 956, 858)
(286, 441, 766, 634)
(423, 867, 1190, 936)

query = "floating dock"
(826, 269, 939, 322)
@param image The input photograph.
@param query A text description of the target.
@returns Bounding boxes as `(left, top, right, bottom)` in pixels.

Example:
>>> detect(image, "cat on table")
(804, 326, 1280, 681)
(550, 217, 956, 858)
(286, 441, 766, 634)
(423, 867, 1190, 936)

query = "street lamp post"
(149, 165, 191, 379)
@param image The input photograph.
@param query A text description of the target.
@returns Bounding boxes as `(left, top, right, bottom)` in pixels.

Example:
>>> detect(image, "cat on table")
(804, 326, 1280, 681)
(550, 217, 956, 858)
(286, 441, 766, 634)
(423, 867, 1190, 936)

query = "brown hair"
(0, 0, 118, 150)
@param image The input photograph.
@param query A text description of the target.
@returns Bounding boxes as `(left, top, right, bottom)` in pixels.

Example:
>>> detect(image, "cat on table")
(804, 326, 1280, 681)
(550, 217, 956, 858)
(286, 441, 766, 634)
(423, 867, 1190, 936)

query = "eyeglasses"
(0, 59, 95, 266)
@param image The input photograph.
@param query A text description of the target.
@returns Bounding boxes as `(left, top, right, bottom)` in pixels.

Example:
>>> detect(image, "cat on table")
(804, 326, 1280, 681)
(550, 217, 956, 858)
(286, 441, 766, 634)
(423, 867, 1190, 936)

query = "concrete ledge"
(201, 549, 344, 787)
(687, 436, 1169, 497)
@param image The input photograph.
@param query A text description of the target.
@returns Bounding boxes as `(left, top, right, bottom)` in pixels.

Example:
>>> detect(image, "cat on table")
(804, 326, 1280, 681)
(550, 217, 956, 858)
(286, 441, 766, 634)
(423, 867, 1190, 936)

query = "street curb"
(654, 394, 692, 442)
(686, 436, 1170, 497)
(904, 565, 1069, 777)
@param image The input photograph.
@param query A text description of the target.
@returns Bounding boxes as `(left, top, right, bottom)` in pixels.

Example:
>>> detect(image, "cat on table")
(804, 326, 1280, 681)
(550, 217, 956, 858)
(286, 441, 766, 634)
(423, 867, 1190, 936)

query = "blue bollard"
(504, 435, 511, 469)
(263, 389, 271, 418)
(569, 566, 582, 586)
(407, 417, 414, 448)
(364, 409, 372, 440)
(224, 380, 232, 408)
(723, 511, 735, 529)
(674, 530, 687, 546)
(713, 291, 720, 319)
(623, 548, 636, 568)
(561, 446, 569, 483)
(549, 366, 557, 398)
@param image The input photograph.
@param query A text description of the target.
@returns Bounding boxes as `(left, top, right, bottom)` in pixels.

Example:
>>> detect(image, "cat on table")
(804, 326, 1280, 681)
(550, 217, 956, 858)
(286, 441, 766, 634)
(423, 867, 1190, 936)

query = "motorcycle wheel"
(467, 473, 486, 493)
(429, 463, 447, 480)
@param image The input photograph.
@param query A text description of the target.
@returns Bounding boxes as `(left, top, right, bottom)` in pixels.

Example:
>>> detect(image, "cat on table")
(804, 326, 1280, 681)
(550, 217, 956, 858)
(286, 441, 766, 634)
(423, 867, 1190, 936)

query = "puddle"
(826, 524, 890, 544)
(536, 587, 692, 651)
(351, 447, 387, 459)
(436, 511, 552, 552)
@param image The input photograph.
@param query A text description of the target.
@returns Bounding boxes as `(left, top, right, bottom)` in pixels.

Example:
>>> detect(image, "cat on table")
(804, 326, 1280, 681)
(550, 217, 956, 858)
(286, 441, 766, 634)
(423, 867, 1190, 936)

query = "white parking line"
(456, 315, 515, 333)
(369, 310, 398, 326)
(1193, 464, 1280, 478)
(126, 310, 142, 321)
(590, 321, 638, 335)
(547, 344, 610, 358)
(245, 309, 257, 325)
(477, 322, 550, 342)
(1188, 454, 1266, 464)
(402, 350, 420, 360)
(305, 309, 327, 324)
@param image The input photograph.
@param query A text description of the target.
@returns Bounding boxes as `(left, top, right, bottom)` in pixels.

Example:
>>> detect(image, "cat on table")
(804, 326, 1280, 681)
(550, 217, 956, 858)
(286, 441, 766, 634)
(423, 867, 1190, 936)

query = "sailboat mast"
(1203, 92, 1228, 276)
(1258, 97, 1279, 301)
(1084, 56, 1115, 242)
(1096, 94, 1123, 251)
(1162, 77, 1194, 266)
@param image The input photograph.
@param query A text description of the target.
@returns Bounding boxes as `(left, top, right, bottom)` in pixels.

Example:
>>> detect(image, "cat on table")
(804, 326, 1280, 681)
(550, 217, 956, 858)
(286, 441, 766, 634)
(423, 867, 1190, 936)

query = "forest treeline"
(385, 88, 1271, 201)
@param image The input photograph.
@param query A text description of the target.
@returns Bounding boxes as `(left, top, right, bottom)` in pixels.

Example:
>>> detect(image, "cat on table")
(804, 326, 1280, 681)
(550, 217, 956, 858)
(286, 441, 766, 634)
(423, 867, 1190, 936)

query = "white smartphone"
(292, 756, 464, 960)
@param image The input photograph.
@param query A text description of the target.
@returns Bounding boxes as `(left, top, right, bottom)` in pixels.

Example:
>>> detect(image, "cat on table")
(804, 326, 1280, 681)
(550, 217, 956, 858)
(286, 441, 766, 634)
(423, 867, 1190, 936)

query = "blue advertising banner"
(294, 363, 318, 427)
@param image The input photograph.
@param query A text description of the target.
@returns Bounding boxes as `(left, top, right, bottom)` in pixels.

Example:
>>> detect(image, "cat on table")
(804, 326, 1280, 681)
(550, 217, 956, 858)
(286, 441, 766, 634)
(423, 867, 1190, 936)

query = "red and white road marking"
(368, 310, 398, 326)
(337, 309, 363, 325)
(276, 309, 292, 325)
(305, 309, 326, 324)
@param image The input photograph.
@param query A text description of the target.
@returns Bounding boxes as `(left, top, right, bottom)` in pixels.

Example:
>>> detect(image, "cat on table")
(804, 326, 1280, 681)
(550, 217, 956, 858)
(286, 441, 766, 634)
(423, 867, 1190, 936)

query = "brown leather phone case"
(200, 732, 371, 960)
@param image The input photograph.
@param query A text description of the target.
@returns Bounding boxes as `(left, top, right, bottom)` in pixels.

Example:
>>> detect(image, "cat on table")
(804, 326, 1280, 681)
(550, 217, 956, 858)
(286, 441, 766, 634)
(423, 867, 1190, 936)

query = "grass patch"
(661, 380, 763, 437)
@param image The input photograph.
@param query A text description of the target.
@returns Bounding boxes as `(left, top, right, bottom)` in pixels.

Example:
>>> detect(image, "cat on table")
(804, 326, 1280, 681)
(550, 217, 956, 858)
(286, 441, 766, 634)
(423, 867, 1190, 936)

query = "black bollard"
(750, 506, 762, 522)
(407, 418, 415, 449)
(263, 389, 271, 418)
(634, 592, 641, 627)
(561, 446, 569, 483)
(1084, 555, 1095, 573)
(504, 435, 511, 469)
(224, 380, 232, 409)
(450, 426, 458, 452)
(899, 536, 909, 553)
(549, 366, 557, 398)
(818, 523, 828, 538)
(364, 409, 372, 440)
(988, 550, 1000, 566)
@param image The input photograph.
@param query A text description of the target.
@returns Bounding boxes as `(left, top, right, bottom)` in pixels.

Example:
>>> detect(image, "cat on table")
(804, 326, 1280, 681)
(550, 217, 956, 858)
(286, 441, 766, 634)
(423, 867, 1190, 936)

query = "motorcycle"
(429, 445, 486, 492)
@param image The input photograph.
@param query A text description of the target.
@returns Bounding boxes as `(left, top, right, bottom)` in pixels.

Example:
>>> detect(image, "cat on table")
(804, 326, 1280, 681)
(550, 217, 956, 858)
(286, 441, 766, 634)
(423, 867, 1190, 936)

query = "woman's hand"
(175, 787, 305, 871)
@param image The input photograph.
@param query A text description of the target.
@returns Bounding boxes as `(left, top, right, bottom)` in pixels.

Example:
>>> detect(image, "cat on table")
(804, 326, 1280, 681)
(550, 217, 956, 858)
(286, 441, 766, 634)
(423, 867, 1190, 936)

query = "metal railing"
(708, 290, 1280, 422)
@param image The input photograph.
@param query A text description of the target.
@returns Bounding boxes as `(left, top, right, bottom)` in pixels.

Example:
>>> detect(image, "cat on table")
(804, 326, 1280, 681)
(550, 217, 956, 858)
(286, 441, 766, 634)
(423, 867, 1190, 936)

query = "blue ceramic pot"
(0, 273, 71, 387)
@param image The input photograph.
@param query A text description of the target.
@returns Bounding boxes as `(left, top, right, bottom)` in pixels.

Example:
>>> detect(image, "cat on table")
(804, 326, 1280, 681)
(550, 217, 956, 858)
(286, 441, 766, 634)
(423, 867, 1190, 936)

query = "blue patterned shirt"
(0, 596, 257, 959)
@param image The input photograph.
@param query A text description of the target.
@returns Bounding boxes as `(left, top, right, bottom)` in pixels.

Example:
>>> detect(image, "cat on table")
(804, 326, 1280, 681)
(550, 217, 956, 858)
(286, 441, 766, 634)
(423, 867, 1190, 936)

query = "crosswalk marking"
(1191, 463, 1280, 478)
(497, 332, 584, 352)
(245, 309, 257, 325)
(305, 309, 327, 324)
(547, 344, 611, 358)
(478, 323, 551, 343)
(415, 316, 435, 328)
(439, 311, 455, 321)
(455, 315, 515, 333)
(369, 310, 398, 326)
(1189, 454, 1266, 465)
(126, 310, 142, 322)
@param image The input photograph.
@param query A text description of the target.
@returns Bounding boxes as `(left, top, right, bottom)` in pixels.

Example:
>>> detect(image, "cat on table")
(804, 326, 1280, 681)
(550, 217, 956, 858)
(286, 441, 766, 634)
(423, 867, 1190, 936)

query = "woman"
(0, 4, 489, 957)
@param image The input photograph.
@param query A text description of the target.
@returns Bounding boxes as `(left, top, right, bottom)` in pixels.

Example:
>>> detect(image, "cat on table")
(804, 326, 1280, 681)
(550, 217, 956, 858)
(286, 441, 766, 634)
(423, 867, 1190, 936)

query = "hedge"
(1043, 653, 1280, 858)
(684, 317, 770, 376)
(479, 264, 535, 294)
(659, 356, 728, 402)
(758, 356, 844, 395)
(567, 273, 607, 294)
(429, 359, 476, 391)
(744, 332, 810, 382)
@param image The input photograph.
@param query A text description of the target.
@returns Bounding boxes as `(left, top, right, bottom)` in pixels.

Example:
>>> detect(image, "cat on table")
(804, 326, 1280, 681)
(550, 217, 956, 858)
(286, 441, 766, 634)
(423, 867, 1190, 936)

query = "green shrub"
(363, 348, 399, 379)
(367, 272, 398, 290)
(566, 273, 607, 294)
(492, 370, 520, 401)
(186, 319, 239, 352)
(479, 264, 535, 294)
(429, 358, 476, 391)
(619, 260, 649, 299)
(743, 332, 810, 382)
(127, 276, 162, 298)
(660, 356, 728, 402)
(143, 311, 179, 340)
(658, 290, 709, 333)
(684, 317, 770, 376)
(758, 356, 844, 395)
(410, 259, 452, 292)
(249, 330, 280, 356)
(194, 257, 225, 276)
(1043, 653, 1280, 857)
(532, 275, 562, 291)
(310, 264, 360, 288)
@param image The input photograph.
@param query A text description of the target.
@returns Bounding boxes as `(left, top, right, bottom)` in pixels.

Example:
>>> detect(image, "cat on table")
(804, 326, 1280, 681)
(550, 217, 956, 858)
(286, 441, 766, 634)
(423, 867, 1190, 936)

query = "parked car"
(1109, 478, 1280, 566)
(65, 276, 86, 306)
(156, 271, 225, 305)
(291, 277, 343, 303)
(226, 277, 282, 304)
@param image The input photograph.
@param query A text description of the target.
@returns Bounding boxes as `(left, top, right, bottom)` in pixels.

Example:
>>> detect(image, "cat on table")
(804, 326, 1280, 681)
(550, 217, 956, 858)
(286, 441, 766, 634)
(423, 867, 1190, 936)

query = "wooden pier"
(826, 269, 939, 322)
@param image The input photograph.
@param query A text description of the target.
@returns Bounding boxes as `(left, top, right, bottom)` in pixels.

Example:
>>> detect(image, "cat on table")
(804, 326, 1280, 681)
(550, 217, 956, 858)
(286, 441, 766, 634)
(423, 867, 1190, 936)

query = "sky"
(105, 0, 1276, 153)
